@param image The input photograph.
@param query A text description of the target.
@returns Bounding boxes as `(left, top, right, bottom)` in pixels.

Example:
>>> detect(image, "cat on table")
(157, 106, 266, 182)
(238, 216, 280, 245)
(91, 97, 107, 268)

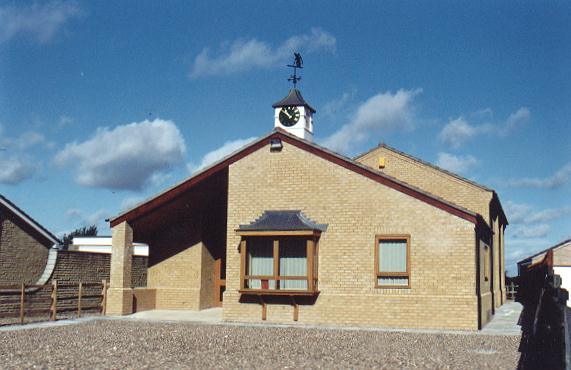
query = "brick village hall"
(106, 86, 508, 331)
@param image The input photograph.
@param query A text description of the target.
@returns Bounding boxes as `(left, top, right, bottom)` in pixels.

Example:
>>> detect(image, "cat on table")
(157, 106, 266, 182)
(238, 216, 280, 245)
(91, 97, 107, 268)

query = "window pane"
(379, 239, 407, 272)
(248, 238, 273, 288)
(279, 238, 307, 290)
(378, 277, 409, 286)
(247, 279, 276, 289)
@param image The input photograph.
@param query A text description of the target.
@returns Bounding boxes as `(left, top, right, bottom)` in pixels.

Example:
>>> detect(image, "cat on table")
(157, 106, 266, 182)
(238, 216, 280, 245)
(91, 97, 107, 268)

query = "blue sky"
(0, 1, 569, 274)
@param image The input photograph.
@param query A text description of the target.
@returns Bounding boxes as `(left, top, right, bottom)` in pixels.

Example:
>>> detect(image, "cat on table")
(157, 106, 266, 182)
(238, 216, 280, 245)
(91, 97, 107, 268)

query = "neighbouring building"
(0, 195, 61, 285)
(518, 239, 571, 307)
(106, 87, 508, 330)
(0, 194, 147, 288)
(71, 236, 149, 256)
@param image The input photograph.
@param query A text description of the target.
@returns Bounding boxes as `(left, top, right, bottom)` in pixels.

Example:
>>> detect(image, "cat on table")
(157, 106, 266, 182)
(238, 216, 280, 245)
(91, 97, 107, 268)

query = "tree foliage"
(62, 225, 98, 249)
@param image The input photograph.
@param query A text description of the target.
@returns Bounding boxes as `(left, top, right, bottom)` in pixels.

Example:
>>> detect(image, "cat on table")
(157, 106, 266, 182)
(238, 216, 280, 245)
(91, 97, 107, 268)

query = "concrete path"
(0, 303, 522, 336)
(480, 301, 522, 335)
(125, 307, 223, 323)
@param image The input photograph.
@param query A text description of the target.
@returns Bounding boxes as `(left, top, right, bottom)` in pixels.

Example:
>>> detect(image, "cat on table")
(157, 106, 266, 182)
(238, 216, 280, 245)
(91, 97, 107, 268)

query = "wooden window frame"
(239, 235, 319, 296)
(484, 244, 490, 282)
(374, 234, 411, 289)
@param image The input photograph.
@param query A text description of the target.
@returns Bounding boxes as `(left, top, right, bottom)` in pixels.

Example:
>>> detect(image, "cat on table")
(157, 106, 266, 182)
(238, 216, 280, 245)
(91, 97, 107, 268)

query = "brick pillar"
(106, 221, 133, 315)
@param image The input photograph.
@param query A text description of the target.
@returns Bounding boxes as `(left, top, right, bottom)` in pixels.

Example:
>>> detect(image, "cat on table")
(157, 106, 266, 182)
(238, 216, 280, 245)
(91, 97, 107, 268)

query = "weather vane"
(287, 52, 303, 88)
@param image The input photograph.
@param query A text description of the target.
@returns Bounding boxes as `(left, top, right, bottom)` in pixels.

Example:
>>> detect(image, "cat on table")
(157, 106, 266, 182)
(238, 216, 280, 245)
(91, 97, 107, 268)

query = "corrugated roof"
(238, 210, 327, 232)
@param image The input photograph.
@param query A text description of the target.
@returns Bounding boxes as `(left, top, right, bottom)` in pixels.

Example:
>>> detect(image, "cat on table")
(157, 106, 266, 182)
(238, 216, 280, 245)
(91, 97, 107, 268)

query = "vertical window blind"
(248, 238, 274, 289)
(279, 238, 307, 290)
(378, 239, 408, 286)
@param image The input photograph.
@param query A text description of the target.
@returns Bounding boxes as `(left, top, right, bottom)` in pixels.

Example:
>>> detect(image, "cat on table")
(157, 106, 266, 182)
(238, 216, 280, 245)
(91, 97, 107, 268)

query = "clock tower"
(272, 88, 316, 141)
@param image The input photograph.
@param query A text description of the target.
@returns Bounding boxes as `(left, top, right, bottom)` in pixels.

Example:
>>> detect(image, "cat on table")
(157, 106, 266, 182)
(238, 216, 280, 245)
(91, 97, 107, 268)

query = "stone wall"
(224, 141, 480, 330)
(0, 215, 50, 284)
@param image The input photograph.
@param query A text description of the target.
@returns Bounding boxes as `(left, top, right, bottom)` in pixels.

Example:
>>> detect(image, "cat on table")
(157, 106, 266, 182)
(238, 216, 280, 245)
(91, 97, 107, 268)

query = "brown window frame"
(374, 234, 411, 289)
(484, 244, 490, 282)
(239, 234, 319, 296)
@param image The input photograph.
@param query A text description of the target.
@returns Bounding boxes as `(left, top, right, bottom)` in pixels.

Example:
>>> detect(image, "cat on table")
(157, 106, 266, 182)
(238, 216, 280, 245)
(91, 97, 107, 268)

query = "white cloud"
(0, 156, 35, 184)
(188, 137, 257, 173)
(505, 201, 571, 225)
(438, 117, 491, 148)
(435, 152, 479, 174)
(120, 196, 144, 211)
(66, 208, 110, 228)
(504, 237, 550, 272)
(55, 119, 186, 191)
(439, 107, 530, 148)
(190, 28, 336, 78)
(2, 130, 52, 150)
(321, 91, 355, 119)
(57, 115, 74, 129)
(502, 201, 571, 272)
(511, 224, 550, 239)
(501, 107, 531, 136)
(0, 1, 82, 44)
(320, 89, 421, 154)
(496, 162, 571, 189)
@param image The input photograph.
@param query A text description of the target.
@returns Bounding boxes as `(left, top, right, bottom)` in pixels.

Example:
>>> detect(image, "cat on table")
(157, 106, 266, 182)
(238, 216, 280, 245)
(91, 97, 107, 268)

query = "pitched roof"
(238, 210, 328, 232)
(353, 142, 508, 226)
(272, 89, 316, 113)
(110, 129, 481, 227)
(0, 195, 61, 246)
(517, 238, 571, 266)
(354, 142, 493, 191)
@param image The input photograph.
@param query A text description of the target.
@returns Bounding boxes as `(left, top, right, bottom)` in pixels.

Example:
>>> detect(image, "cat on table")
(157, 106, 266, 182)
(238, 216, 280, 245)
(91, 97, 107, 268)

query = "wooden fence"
(0, 280, 107, 325)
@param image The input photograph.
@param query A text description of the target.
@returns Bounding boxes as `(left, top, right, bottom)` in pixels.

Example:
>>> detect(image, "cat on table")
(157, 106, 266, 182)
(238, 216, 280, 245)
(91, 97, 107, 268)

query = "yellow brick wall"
(199, 244, 216, 309)
(478, 238, 493, 326)
(356, 147, 493, 221)
(492, 217, 501, 308)
(224, 142, 480, 330)
(133, 288, 156, 311)
(357, 145, 506, 312)
(147, 241, 204, 310)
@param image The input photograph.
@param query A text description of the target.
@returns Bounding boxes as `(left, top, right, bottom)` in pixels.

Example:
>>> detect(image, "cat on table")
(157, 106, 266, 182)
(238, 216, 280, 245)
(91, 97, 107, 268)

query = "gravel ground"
(0, 320, 520, 369)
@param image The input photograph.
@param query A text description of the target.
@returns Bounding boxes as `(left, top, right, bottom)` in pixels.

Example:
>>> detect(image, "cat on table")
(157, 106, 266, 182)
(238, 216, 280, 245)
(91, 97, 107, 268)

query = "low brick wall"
(52, 250, 147, 287)
(0, 251, 147, 323)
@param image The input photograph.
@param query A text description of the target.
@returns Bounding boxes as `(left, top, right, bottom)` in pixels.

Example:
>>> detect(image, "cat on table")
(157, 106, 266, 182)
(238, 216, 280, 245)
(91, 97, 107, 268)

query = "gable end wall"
(224, 142, 479, 330)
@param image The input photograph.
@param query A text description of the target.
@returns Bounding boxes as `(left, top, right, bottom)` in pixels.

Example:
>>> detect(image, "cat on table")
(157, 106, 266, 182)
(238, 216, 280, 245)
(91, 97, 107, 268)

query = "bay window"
(239, 235, 319, 295)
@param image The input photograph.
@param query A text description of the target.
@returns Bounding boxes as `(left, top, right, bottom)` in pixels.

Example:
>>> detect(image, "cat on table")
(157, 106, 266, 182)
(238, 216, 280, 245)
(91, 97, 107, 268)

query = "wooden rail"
(0, 280, 108, 325)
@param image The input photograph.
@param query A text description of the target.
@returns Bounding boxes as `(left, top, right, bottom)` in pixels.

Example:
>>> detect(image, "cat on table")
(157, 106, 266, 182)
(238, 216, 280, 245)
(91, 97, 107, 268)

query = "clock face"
(279, 106, 300, 127)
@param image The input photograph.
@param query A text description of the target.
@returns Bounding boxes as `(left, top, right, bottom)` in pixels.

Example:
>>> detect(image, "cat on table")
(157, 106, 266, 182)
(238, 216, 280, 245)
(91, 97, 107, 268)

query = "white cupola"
(272, 88, 316, 141)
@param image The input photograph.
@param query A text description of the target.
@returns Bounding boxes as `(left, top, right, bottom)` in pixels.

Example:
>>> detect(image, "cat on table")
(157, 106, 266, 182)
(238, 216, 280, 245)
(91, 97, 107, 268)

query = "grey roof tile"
(238, 210, 327, 232)
(272, 89, 316, 113)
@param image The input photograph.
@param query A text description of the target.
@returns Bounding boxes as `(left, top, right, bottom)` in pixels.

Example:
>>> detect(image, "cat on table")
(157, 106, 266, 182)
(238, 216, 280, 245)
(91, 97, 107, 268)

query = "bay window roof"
(237, 210, 327, 234)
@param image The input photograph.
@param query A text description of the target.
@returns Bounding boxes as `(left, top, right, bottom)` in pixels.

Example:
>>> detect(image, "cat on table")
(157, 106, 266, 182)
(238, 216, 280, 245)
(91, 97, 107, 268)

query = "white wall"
(554, 266, 571, 307)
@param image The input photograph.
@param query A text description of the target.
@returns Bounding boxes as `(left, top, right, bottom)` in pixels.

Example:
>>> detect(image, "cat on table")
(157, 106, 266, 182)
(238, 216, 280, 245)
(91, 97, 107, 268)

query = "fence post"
(101, 280, 107, 315)
(19, 283, 25, 325)
(50, 280, 58, 321)
(77, 281, 83, 318)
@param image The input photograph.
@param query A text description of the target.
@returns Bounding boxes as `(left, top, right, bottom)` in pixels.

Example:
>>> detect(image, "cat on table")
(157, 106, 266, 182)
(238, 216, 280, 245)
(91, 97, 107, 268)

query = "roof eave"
(111, 128, 479, 228)
(0, 195, 61, 246)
